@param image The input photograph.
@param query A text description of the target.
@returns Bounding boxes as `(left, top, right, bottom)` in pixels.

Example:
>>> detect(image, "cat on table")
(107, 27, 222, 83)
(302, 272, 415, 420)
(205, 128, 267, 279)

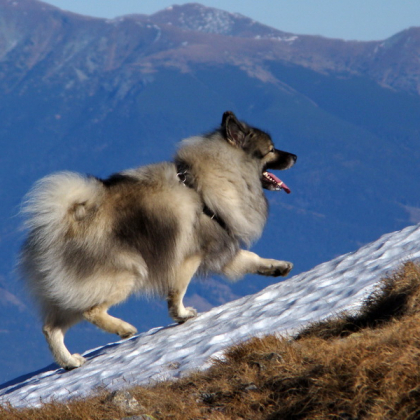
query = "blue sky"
(41, 0, 420, 41)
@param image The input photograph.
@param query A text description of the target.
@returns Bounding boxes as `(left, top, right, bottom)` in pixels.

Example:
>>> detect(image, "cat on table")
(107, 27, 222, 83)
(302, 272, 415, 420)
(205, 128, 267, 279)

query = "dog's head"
(221, 111, 297, 193)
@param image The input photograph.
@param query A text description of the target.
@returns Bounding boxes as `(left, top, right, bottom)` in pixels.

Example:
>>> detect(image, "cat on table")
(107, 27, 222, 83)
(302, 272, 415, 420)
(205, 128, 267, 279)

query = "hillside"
(1, 222, 419, 408)
(0, 226, 420, 418)
(5, 263, 420, 420)
(0, 0, 419, 383)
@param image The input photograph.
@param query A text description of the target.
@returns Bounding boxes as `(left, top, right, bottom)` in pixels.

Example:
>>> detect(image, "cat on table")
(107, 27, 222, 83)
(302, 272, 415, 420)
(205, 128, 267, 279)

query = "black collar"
(176, 162, 229, 232)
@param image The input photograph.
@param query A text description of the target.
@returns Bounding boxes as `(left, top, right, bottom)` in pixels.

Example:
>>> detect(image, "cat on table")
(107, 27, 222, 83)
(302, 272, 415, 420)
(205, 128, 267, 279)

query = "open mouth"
(262, 171, 291, 194)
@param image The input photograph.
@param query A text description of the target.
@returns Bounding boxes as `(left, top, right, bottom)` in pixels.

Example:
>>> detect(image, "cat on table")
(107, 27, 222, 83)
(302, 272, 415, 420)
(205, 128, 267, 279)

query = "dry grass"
(2, 261, 420, 420)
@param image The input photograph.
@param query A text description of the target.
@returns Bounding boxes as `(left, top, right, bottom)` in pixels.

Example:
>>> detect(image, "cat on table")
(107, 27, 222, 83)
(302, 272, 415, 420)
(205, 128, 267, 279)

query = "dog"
(20, 111, 297, 369)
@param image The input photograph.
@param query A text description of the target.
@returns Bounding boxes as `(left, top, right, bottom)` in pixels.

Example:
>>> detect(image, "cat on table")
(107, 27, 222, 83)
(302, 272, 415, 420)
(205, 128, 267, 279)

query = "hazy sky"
(40, 0, 420, 41)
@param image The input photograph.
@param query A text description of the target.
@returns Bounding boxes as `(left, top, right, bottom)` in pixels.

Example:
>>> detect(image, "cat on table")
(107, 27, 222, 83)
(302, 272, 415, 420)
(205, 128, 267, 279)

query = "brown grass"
(2, 261, 420, 420)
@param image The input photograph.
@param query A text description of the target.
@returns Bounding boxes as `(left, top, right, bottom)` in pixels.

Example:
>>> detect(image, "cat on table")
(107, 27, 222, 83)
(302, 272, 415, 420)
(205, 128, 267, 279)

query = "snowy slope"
(1, 223, 420, 407)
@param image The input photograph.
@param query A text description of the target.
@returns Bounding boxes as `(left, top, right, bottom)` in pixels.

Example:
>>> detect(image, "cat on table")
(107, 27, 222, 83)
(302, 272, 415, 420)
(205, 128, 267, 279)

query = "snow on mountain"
(159, 4, 237, 35)
(150, 3, 296, 40)
(1, 223, 420, 408)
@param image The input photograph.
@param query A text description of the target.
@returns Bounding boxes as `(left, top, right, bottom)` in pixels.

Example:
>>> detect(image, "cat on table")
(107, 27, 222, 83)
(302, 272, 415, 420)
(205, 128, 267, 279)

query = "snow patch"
(74, 68, 88, 82)
(176, 8, 235, 35)
(255, 35, 298, 43)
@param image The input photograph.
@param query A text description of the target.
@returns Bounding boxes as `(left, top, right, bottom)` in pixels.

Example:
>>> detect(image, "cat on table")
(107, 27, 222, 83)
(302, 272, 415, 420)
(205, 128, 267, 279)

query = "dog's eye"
(264, 147, 275, 157)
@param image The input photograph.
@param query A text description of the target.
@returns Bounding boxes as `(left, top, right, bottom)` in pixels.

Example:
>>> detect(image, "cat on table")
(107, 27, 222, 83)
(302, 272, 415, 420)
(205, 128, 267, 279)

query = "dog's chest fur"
(176, 136, 268, 246)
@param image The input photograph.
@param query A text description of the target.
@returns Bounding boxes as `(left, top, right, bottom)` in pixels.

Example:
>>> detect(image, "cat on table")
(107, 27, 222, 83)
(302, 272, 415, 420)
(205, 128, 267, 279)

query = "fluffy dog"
(20, 111, 297, 369)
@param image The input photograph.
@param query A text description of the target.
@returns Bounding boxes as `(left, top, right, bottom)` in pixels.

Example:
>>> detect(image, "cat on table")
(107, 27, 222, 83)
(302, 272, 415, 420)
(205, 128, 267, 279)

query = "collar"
(176, 162, 229, 233)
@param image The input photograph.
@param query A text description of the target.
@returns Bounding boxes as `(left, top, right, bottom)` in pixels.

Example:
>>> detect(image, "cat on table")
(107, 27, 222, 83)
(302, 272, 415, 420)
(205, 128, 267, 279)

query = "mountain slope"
(0, 0, 419, 384)
(1, 223, 419, 407)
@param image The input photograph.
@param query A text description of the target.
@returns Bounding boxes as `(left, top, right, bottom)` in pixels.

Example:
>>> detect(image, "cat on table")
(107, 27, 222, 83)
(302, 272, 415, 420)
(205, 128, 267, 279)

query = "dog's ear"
(222, 111, 247, 148)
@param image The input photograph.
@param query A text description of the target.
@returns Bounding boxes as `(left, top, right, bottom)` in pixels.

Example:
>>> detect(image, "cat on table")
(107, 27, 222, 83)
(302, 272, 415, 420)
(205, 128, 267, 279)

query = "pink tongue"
(268, 172, 291, 194)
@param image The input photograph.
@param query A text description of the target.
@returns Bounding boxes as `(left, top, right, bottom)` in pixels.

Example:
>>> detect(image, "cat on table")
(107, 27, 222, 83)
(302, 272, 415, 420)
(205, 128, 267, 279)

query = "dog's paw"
(276, 261, 294, 277)
(172, 307, 198, 324)
(258, 260, 293, 277)
(64, 353, 86, 370)
(117, 323, 138, 339)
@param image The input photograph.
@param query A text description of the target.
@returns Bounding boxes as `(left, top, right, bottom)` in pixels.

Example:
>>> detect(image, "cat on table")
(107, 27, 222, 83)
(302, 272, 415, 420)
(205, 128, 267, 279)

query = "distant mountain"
(150, 4, 420, 95)
(1, 1, 420, 95)
(0, 0, 419, 384)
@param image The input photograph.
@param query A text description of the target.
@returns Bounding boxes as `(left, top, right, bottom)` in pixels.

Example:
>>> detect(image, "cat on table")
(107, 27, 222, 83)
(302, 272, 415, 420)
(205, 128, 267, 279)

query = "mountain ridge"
(1, 1, 420, 94)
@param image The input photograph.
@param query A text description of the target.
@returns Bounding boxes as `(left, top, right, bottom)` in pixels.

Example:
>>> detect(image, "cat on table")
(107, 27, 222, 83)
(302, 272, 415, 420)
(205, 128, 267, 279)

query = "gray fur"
(20, 111, 297, 369)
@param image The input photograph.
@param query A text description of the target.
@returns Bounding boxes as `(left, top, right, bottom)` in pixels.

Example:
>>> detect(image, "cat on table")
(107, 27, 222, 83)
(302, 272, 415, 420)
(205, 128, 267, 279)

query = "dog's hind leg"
(83, 304, 138, 339)
(167, 254, 202, 323)
(222, 250, 293, 280)
(43, 322, 86, 370)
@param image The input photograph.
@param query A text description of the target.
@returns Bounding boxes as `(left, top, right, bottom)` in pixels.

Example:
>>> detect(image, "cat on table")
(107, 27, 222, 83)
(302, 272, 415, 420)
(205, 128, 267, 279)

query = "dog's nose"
(292, 154, 297, 163)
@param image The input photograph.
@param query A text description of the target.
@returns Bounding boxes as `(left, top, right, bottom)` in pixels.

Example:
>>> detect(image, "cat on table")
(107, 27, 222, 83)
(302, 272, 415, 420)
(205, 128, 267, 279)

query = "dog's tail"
(22, 172, 103, 240)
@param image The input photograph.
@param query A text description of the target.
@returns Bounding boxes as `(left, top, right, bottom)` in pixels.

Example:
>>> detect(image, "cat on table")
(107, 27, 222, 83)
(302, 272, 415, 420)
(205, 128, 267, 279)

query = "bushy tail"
(22, 172, 103, 243)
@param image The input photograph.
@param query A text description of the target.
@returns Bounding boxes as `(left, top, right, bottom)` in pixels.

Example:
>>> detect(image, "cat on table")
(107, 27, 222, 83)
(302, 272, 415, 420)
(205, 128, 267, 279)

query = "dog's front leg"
(167, 254, 202, 323)
(222, 250, 293, 280)
(43, 323, 86, 370)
